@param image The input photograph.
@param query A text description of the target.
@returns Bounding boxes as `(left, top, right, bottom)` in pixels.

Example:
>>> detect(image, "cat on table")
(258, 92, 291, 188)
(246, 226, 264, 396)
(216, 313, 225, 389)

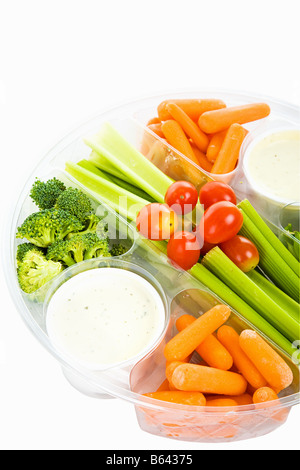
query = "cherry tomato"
(167, 231, 201, 271)
(136, 203, 178, 240)
(165, 181, 198, 215)
(220, 235, 260, 272)
(199, 181, 237, 210)
(197, 201, 244, 244)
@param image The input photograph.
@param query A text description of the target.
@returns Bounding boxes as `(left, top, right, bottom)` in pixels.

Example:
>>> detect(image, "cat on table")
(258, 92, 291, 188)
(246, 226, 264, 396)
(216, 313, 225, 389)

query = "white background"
(0, 0, 299, 451)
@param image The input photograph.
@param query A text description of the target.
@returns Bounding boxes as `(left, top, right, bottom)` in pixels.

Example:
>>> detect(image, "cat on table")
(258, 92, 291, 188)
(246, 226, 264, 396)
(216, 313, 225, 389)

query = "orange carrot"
(207, 393, 253, 406)
(147, 123, 165, 138)
(176, 314, 233, 370)
(158, 99, 226, 122)
(172, 364, 248, 395)
(190, 144, 214, 173)
(211, 123, 247, 174)
(239, 330, 294, 392)
(166, 361, 187, 390)
(198, 102, 271, 134)
(217, 325, 267, 389)
(143, 391, 206, 406)
(253, 387, 279, 404)
(164, 304, 231, 362)
(206, 397, 238, 407)
(155, 378, 170, 392)
(206, 130, 227, 163)
(147, 117, 161, 126)
(161, 120, 199, 165)
(166, 103, 209, 153)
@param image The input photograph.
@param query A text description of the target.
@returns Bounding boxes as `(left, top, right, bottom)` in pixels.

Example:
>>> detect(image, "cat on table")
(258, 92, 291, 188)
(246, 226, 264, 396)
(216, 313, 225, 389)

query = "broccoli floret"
(66, 213, 108, 240)
(82, 233, 111, 260)
(30, 177, 66, 210)
(109, 244, 129, 257)
(55, 187, 93, 223)
(46, 240, 76, 267)
(16, 243, 45, 266)
(16, 208, 84, 248)
(47, 233, 111, 265)
(17, 249, 63, 294)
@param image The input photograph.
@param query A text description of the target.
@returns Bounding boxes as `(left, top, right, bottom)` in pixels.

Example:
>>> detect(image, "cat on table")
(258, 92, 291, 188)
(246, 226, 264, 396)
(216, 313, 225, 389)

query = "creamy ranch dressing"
(46, 268, 165, 369)
(245, 129, 300, 202)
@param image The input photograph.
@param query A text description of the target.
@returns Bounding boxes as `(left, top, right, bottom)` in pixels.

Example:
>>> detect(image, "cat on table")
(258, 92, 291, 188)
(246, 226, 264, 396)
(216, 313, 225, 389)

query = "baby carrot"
(176, 314, 233, 370)
(190, 144, 214, 173)
(253, 387, 279, 404)
(211, 124, 247, 174)
(161, 120, 199, 166)
(208, 393, 253, 406)
(166, 361, 188, 390)
(147, 117, 161, 126)
(164, 304, 231, 362)
(166, 103, 209, 153)
(206, 397, 238, 407)
(155, 378, 170, 392)
(172, 364, 248, 395)
(206, 130, 227, 163)
(198, 102, 271, 134)
(239, 330, 294, 392)
(147, 123, 165, 138)
(143, 391, 206, 406)
(217, 325, 267, 389)
(158, 99, 226, 122)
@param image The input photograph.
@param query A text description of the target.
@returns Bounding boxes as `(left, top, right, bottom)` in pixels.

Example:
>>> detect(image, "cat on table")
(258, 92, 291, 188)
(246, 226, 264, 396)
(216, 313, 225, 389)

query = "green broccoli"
(55, 187, 93, 223)
(82, 233, 111, 260)
(109, 243, 129, 257)
(46, 233, 111, 266)
(16, 243, 45, 266)
(30, 177, 66, 209)
(17, 249, 63, 294)
(16, 208, 84, 248)
(46, 239, 76, 267)
(66, 213, 108, 240)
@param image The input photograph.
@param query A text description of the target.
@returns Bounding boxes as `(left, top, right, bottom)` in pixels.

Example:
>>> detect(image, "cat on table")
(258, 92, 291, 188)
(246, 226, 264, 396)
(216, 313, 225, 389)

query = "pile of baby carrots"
(143, 304, 294, 408)
(147, 99, 270, 175)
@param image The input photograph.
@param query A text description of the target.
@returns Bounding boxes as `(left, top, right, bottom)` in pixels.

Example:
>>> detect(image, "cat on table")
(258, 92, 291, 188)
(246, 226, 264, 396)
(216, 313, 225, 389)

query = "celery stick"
(239, 209, 300, 302)
(78, 160, 155, 202)
(65, 161, 150, 222)
(247, 269, 300, 322)
(77, 159, 114, 181)
(190, 263, 294, 357)
(84, 122, 173, 203)
(89, 150, 131, 182)
(238, 199, 300, 277)
(202, 247, 299, 343)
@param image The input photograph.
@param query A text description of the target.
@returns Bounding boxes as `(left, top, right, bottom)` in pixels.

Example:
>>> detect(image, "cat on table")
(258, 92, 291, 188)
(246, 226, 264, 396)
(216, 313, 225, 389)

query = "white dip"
(244, 129, 300, 203)
(46, 268, 166, 369)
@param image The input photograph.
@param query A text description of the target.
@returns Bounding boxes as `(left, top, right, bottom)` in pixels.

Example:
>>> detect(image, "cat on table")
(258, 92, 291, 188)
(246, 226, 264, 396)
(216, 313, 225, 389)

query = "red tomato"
(167, 231, 201, 271)
(198, 201, 243, 244)
(136, 203, 178, 240)
(220, 235, 260, 272)
(165, 181, 198, 215)
(199, 181, 237, 210)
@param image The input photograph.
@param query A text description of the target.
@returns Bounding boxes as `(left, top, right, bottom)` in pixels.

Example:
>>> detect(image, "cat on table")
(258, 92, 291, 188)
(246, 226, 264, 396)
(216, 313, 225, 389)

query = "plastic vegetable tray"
(3, 90, 300, 443)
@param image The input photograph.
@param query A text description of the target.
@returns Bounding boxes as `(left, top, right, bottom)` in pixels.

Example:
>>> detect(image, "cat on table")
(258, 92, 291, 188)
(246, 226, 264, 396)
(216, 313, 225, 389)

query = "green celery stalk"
(84, 122, 173, 203)
(202, 247, 299, 343)
(189, 263, 294, 357)
(89, 150, 132, 182)
(238, 209, 300, 302)
(238, 199, 300, 277)
(247, 269, 300, 322)
(65, 161, 150, 222)
(78, 160, 155, 202)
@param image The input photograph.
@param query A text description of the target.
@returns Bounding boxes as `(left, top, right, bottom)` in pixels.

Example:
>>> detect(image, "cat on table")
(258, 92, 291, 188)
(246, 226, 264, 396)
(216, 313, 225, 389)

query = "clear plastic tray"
(3, 90, 300, 443)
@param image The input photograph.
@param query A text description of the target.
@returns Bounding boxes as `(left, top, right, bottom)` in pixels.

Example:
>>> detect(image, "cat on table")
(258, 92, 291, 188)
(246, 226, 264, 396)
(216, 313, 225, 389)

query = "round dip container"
(242, 128, 300, 208)
(45, 264, 168, 371)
